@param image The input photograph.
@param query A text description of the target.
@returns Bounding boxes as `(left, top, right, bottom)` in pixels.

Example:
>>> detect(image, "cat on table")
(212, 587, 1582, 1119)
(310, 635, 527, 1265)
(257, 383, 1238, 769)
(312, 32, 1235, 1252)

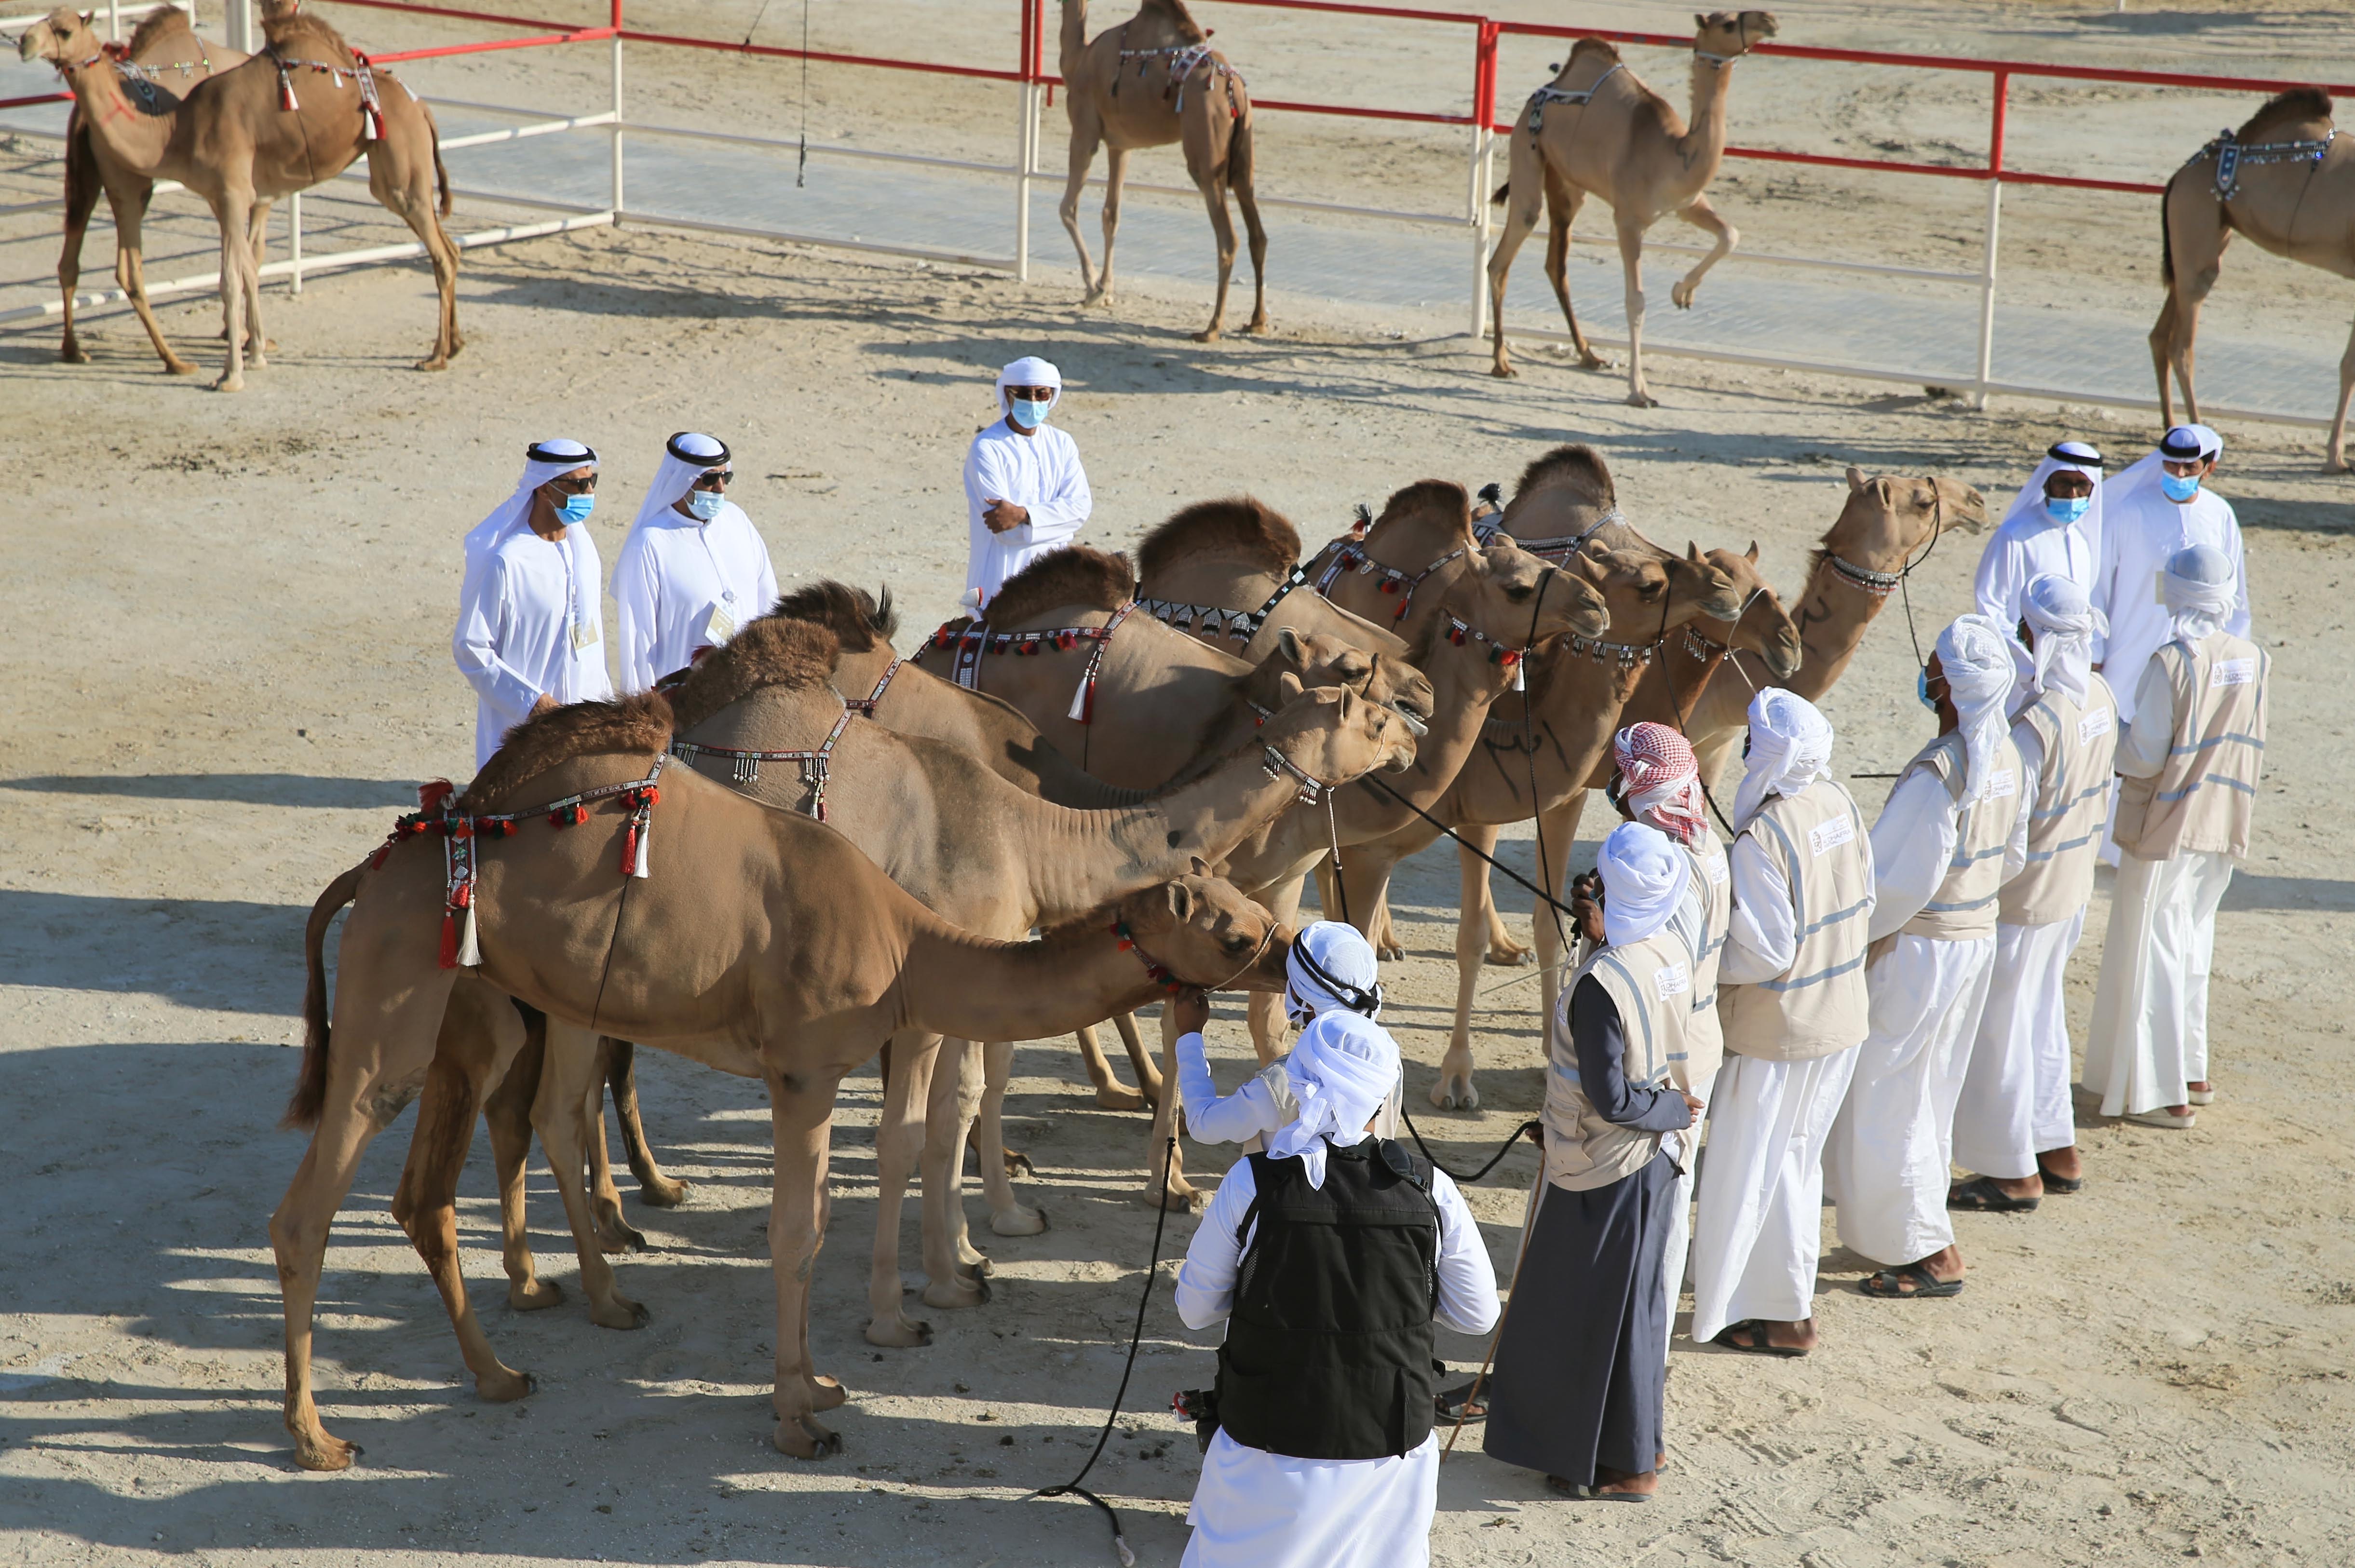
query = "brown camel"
(1058, 0, 1267, 340)
(19, 5, 457, 390)
(2153, 88, 2355, 471)
(47, 5, 247, 369)
(271, 693, 1295, 1469)
(1132, 497, 1416, 664)
(1485, 12, 1779, 406)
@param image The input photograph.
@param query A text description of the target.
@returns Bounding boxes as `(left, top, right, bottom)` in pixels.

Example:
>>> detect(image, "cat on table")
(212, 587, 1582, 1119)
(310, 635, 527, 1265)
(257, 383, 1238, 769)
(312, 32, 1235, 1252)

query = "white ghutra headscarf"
(1935, 614, 2018, 805)
(1268, 1011, 1402, 1189)
(628, 431, 732, 534)
(1283, 920, 1382, 1028)
(464, 437, 597, 573)
(2018, 573, 2105, 707)
(1998, 438, 2105, 539)
(1732, 689, 1835, 830)
(2163, 542, 2238, 643)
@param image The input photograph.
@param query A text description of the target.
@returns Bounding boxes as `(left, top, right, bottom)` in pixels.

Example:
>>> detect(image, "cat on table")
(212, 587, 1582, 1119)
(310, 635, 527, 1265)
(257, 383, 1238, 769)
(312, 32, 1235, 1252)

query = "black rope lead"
(1399, 1107, 1541, 1185)
(1034, 1133, 1180, 1567)
(1360, 774, 1581, 921)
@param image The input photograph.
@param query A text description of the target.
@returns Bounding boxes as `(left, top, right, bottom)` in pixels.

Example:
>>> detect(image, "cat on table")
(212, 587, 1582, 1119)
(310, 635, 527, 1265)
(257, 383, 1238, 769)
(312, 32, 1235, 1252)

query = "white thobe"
(1174, 1152, 1498, 1568)
(1823, 767, 2025, 1267)
(962, 419, 1092, 608)
(452, 523, 613, 768)
(2081, 656, 2235, 1115)
(610, 501, 780, 691)
(1974, 510, 2102, 650)
(2092, 485, 2250, 725)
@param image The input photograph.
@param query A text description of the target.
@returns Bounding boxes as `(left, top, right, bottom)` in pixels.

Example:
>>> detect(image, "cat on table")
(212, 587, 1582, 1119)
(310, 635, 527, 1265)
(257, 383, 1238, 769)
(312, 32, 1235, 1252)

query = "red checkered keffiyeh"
(1612, 722, 1708, 846)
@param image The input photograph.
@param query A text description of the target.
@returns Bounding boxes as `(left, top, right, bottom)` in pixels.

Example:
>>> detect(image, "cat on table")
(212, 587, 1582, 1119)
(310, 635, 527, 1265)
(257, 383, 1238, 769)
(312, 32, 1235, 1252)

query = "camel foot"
(1671, 284, 1697, 310)
(1490, 362, 1518, 380)
(1143, 1180, 1199, 1214)
(773, 1416, 841, 1460)
(61, 341, 90, 365)
(212, 371, 244, 393)
(290, 1427, 361, 1472)
(810, 1375, 849, 1412)
(1486, 940, 1534, 967)
(1578, 352, 1611, 372)
(637, 1175, 691, 1208)
(2326, 455, 2350, 474)
(1192, 327, 1223, 344)
(1094, 1084, 1147, 1111)
(1243, 314, 1270, 336)
(921, 1273, 991, 1311)
(989, 1203, 1048, 1238)
(1625, 391, 1659, 409)
(449, 331, 467, 358)
(865, 1311, 934, 1349)
(1002, 1148, 1035, 1179)
(1428, 1067, 1480, 1111)
(507, 1277, 563, 1311)
(955, 1244, 993, 1279)
(414, 354, 449, 372)
(593, 1215, 649, 1255)
(588, 1293, 650, 1331)
(1376, 939, 1406, 961)
(475, 1365, 536, 1403)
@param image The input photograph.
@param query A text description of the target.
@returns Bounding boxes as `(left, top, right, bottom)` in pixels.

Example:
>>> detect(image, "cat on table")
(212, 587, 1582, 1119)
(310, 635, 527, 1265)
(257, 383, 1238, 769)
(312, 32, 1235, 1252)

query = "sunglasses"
(691, 469, 734, 491)
(548, 473, 597, 495)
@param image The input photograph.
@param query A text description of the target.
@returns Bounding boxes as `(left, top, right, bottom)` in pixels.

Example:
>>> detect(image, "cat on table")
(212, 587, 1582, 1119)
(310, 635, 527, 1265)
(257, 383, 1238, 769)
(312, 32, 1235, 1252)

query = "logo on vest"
(1705, 853, 1728, 885)
(1652, 961, 1691, 1001)
(1808, 814, 1855, 856)
(2078, 706, 2113, 743)
(2211, 658, 2256, 688)
(1987, 769, 2016, 798)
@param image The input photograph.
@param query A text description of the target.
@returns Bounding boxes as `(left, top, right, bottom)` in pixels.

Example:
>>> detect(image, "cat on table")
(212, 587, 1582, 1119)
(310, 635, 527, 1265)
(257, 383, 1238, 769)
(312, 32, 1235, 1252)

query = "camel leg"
(584, 1091, 646, 1255)
(108, 180, 197, 376)
(1615, 212, 1658, 408)
(2150, 291, 2181, 431)
(1112, 1012, 1163, 1105)
(1244, 874, 1309, 1065)
(766, 1062, 848, 1460)
(373, 138, 461, 370)
(1059, 108, 1106, 300)
(1669, 193, 1737, 310)
(1532, 793, 1590, 1031)
(1542, 176, 1607, 369)
(1194, 173, 1240, 344)
(973, 1038, 1045, 1236)
(482, 1010, 562, 1310)
(1232, 138, 1270, 335)
(2330, 314, 2355, 473)
(605, 1039, 690, 1205)
(529, 1021, 648, 1330)
(2153, 190, 2227, 432)
(57, 129, 103, 365)
(867, 1031, 941, 1346)
(1485, 154, 1548, 378)
(1099, 144, 1132, 308)
(1144, 1000, 1197, 1210)
(1436, 831, 1514, 1112)
(1462, 829, 1533, 965)
(207, 187, 257, 392)
(238, 199, 274, 359)
(1074, 1023, 1146, 1110)
(921, 1036, 994, 1305)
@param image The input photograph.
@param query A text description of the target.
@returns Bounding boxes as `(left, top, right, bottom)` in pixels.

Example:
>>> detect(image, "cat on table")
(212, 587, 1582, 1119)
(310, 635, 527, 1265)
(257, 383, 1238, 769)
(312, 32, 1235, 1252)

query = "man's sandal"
(1435, 1382, 1489, 1422)
(1544, 1475, 1651, 1502)
(1860, 1260, 1965, 1299)
(1947, 1176, 2039, 1213)
(1712, 1320, 1810, 1357)
(2035, 1161, 2084, 1194)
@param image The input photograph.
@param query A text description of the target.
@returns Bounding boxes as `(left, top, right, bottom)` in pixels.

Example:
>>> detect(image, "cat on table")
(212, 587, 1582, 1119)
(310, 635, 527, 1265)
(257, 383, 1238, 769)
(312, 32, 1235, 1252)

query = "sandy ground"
(3, 4, 2354, 1568)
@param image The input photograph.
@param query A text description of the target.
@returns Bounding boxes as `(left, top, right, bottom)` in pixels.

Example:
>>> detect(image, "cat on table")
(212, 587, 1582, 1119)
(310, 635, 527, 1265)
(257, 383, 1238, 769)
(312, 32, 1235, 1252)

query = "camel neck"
(900, 917, 1172, 1044)
(1329, 648, 1501, 836)
(1780, 556, 1888, 702)
(64, 57, 175, 176)
(1680, 57, 1736, 166)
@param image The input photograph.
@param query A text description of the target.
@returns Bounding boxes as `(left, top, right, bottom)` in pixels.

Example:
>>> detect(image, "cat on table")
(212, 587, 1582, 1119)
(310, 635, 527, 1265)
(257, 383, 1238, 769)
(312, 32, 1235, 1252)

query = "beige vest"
(2000, 675, 2119, 927)
(1543, 927, 1691, 1193)
(1718, 780, 1874, 1062)
(1664, 831, 1729, 1088)
(2115, 633, 2268, 862)
(1899, 730, 2023, 942)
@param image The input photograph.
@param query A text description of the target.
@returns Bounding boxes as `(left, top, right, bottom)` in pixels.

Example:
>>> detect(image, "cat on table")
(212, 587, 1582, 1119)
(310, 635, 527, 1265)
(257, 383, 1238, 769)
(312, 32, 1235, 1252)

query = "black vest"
(1213, 1137, 1441, 1460)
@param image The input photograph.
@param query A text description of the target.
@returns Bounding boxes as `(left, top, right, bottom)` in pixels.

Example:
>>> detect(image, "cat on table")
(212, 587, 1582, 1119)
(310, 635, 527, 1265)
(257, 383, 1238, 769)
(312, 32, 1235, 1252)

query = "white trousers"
(1656, 1065, 1719, 1358)
(1184, 1429, 1436, 1568)
(1825, 933, 1996, 1268)
(1689, 1047, 1860, 1344)
(2083, 850, 2233, 1116)
(1952, 911, 2087, 1178)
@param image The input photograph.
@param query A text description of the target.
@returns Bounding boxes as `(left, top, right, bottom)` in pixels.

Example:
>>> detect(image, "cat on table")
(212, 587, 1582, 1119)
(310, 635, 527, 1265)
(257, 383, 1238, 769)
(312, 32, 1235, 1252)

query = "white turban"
(1597, 820, 1690, 948)
(1998, 438, 2105, 540)
(628, 431, 732, 535)
(1268, 1011, 1401, 1189)
(1284, 919, 1382, 1023)
(463, 437, 597, 573)
(2164, 542, 2238, 643)
(1935, 614, 2017, 804)
(995, 355, 1063, 414)
(2019, 572, 2105, 707)
(1732, 688, 1835, 829)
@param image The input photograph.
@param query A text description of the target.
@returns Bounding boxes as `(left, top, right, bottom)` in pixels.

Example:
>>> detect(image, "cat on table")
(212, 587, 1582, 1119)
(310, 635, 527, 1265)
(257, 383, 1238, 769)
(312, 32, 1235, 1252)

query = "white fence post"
(221, 0, 250, 54)
(1467, 123, 1491, 338)
(106, 0, 120, 41)
(1973, 70, 2008, 409)
(289, 189, 303, 295)
(609, 23, 625, 216)
(1015, 81, 1037, 283)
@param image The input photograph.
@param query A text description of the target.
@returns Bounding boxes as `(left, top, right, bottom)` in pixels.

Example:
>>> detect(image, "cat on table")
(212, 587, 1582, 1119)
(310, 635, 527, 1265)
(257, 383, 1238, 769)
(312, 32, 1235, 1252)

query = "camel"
(47, 5, 247, 369)
(1133, 497, 1417, 665)
(1058, 0, 1267, 341)
(2152, 88, 2355, 471)
(18, 5, 457, 390)
(271, 691, 1297, 1469)
(1485, 11, 1780, 406)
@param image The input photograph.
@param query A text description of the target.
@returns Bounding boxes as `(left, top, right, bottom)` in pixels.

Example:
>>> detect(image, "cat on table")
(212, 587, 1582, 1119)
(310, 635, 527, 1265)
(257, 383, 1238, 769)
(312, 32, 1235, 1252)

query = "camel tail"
(1492, 180, 1511, 207)
(284, 863, 365, 1131)
(431, 109, 452, 218)
(2159, 180, 2174, 289)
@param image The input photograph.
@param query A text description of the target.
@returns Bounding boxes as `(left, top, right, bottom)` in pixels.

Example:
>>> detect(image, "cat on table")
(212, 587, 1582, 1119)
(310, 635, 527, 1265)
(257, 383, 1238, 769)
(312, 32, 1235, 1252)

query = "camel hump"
(2236, 86, 2333, 142)
(460, 691, 675, 812)
(666, 618, 843, 733)
(1140, 0, 1210, 43)
(764, 579, 900, 650)
(1136, 496, 1302, 581)
(260, 4, 359, 60)
(123, 3, 192, 55)
(983, 545, 1137, 626)
(1568, 37, 1622, 68)
(1512, 443, 1617, 506)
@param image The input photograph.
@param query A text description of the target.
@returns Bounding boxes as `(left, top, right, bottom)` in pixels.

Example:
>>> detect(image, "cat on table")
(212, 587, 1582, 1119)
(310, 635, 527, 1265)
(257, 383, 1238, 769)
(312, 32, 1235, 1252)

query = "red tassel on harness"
(617, 819, 639, 877)
(438, 911, 459, 969)
(418, 779, 456, 813)
(278, 69, 300, 112)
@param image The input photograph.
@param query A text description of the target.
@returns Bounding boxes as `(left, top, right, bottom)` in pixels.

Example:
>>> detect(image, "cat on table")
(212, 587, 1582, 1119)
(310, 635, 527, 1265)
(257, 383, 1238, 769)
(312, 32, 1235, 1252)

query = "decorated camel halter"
(369, 758, 668, 971)
(2193, 125, 2337, 203)
(841, 657, 905, 717)
(1473, 506, 1625, 561)
(267, 47, 406, 137)
(1113, 36, 1245, 117)
(1442, 613, 1534, 684)
(934, 602, 1137, 722)
(1523, 63, 1622, 134)
(1134, 560, 1313, 644)
(1109, 914, 1277, 998)
(669, 708, 853, 821)
(1309, 531, 1468, 624)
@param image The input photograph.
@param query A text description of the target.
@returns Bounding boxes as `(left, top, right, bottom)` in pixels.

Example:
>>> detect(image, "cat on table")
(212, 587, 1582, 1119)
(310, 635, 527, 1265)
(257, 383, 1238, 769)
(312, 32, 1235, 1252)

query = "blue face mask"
(2160, 471, 2202, 502)
(687, 488, 725, 521)
(1917, 667, 1941, 713)
(1008, 395, 1049, 431)
(2044, 495, 2090, 525)
(557, 493, 595, 525)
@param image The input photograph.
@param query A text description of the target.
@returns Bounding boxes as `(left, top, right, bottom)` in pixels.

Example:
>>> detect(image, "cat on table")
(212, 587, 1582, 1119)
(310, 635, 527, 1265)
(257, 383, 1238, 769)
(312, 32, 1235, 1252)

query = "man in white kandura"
(2082, 543, 2269, 1130)
(1949, 575, 2115, 1208)
(1175, 1011, 1499, 1568)
(453, 439, 615, 769)
(612, 432, 780, 691)
(2093, 424, 2250, 729)
(1691, 689, 1874, 1357)
(961, 355, 1092, 612)
(1976, 439, 2106, 631)
(1173, 920, 1395, 1153)
(1825, 616, 2027, 1301)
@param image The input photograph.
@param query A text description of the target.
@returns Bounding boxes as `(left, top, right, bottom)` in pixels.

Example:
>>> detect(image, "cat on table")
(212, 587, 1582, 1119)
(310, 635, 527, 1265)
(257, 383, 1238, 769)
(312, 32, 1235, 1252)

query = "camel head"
(1568, 541, 1677, 637)
(1258, 672, 1421, 784)
(1827, 469, 1988, 580)
(18, 9, 97, 67)
(1704, 543, 1802, 679)
(1432, 540, 1612, 660)
(1665, 541, 1746, 622)
(1113, 864, 1294, 993)
(1250, 627, 1435, 734)
(1694, 11, 1777, 59)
